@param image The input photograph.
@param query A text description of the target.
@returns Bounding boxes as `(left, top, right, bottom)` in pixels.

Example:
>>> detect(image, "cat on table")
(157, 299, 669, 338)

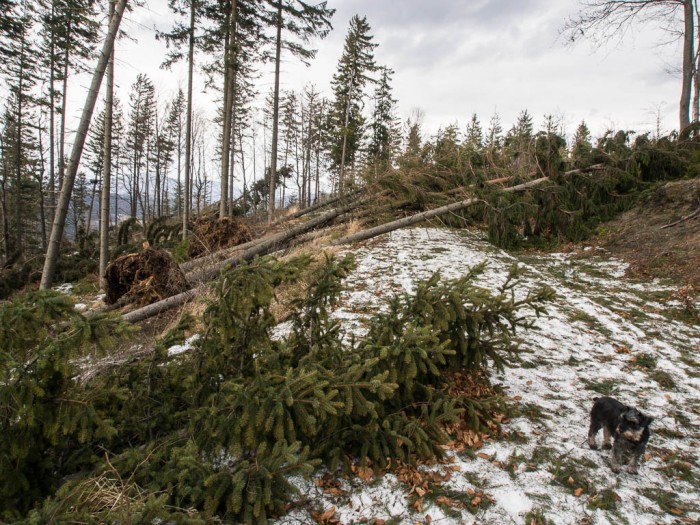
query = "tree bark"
(219, 1, 234, 219)
(183, 0, 196, 239)
(100, 0, 115, 290)
(681, 0, 694, 130)
(40, 0, 128, 290)
(268, 0, 283, 222)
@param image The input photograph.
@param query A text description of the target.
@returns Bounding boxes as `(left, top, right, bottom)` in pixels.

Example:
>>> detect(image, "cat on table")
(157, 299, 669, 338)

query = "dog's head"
(617, 407, 653, 442)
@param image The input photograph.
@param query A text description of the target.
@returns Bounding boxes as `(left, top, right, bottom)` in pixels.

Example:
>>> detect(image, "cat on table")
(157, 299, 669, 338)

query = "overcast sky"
(109, 0, 682, 140)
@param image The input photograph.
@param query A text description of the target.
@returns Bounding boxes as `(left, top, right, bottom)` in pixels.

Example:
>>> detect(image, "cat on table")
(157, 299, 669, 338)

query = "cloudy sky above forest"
(114, 0, 682, 139)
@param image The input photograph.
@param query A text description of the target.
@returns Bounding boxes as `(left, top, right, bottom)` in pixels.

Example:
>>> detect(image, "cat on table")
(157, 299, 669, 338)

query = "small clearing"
(279, 227, 700, 525)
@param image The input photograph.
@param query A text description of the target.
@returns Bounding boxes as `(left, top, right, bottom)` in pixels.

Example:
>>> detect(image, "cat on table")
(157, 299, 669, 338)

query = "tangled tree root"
(104, 247, 189, 306)
(188, 216, 253, 258)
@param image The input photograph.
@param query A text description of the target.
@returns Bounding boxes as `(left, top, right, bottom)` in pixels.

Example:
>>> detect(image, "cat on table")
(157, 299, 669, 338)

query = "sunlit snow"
(277, 227, 700, 525)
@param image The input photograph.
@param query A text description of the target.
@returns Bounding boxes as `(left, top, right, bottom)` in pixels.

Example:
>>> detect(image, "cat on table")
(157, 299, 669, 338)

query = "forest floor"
(596, 177, 700, 290)
(274, 227, 700, 525)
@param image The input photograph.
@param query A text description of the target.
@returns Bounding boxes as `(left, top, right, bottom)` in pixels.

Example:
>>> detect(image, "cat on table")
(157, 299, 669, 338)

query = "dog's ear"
(623, 409, 640, 423)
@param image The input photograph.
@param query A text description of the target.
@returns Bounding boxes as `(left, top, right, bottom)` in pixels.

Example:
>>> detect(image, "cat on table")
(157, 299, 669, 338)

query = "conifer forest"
(1, 1, 700, 524)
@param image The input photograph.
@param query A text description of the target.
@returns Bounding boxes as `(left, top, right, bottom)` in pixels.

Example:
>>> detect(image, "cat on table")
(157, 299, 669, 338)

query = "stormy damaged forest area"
(2, 0, 700, 523)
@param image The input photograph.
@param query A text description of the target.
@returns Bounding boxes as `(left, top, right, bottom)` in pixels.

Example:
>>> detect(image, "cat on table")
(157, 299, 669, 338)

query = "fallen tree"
(331, 177, 549, 246)
(122, 203, 358, 323)
(120, 166, 607, 323)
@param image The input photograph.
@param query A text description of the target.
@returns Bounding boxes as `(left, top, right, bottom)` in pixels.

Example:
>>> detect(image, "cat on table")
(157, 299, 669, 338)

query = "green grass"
(648, 369, 677, 390)
(641, 488, 691, 517)
(549, 457, 596, 496)
(587, 488, 620, 511)
(582, 378, 619, 396)
(507, 402, 550, 423)
(632, 352, 658, 369)
(523, 507, 556, 525)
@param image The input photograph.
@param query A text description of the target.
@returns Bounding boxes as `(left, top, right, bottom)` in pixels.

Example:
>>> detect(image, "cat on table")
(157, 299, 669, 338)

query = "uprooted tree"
(1, 253, 553, 523)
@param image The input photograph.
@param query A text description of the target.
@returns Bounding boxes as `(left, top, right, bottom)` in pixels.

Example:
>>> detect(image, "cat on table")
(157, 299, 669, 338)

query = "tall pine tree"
(328, 15, 376, 195)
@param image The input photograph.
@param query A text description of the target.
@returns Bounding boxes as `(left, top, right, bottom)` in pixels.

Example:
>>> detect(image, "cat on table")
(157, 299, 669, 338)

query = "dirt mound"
(104, 247, 189, 306)
(188, 216, 253, 258)
(600, 178, 700, 288)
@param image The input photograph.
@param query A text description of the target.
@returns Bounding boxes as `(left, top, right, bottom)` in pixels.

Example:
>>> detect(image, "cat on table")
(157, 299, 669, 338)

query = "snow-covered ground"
(278, 227, 700, 525)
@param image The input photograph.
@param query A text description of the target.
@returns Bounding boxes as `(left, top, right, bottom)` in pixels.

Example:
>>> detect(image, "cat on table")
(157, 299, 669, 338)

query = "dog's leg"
(627, 447, 643, 475)
(610, 440, 623, 473)
(602, 427, 613, 450)
(588, 420, 601, 449)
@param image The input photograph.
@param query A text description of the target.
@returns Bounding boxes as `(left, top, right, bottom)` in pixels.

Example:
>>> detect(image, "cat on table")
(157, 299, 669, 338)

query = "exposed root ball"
(188, 216, 252, 258)
(104, 247, 189, 305)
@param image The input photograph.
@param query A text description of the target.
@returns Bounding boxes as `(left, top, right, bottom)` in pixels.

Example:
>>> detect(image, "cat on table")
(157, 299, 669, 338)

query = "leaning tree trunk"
(99, 0, 116, 290)
(40, 0, 129, 290)
(680, 0, 694, 131)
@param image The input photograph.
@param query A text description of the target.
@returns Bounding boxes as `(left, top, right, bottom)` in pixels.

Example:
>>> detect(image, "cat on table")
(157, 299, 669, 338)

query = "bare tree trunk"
(48, 11, 57, 230)
(15, 36, 26, 253)
(268, 0, 283, 222)
(183, 0, 196, 239)
(338, 72, 354, 198)
(58, 16, 72, 196)
(219, 6, 233, 218)
(37, 119, 48, 250)
(100, 0, 115, 290)
(40, 0, 128, 290)
(693, 1, 700, 122)
(681, 0, 694, 130)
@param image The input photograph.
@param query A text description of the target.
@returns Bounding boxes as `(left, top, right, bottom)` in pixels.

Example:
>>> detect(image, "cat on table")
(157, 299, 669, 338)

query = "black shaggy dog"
(587, 396, 653, 474)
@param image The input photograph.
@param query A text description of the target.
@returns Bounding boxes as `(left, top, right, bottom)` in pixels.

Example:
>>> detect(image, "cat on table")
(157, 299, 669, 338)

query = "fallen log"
(330, 177, 549, 246)
(122, 286, 203, 324)
(122, 203, 358, 323)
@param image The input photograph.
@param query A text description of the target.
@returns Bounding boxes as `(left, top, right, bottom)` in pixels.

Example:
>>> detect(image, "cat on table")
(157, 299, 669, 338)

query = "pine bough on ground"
(0, 229, 553, 524)
(2, 227, 698, 524)
(280, 228, 700, 525)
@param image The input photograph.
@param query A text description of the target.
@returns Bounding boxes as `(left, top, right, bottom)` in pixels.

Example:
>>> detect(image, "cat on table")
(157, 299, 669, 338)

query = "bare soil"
(596, 177, 700, 290)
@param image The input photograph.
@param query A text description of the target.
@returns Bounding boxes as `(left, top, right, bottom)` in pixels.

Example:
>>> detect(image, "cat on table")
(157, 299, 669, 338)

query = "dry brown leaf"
(574, 488, 583, 497)
(311, 506, 337, 524)
(471, 496, 482, 507)
(567, 476, 575, 485)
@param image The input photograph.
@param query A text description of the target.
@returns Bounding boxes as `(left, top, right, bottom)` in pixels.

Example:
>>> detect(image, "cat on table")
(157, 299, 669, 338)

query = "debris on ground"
(188, 215, 253, 258)
(104, 246, 189, 306)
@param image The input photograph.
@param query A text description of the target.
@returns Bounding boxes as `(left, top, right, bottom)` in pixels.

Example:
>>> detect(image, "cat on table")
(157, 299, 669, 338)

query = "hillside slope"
(600, 178, 700, 289)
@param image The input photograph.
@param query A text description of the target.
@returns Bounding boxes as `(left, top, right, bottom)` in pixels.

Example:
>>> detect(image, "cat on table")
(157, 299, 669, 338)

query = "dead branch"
(660, 206, 700, 229)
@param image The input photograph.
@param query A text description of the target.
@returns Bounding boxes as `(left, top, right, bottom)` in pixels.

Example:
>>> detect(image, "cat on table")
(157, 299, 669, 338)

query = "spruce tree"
(126, 74, 156, 221)
(328, 14, 377, 195)
(367, 66, 399, 170)
(571, 120, 593, 168)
